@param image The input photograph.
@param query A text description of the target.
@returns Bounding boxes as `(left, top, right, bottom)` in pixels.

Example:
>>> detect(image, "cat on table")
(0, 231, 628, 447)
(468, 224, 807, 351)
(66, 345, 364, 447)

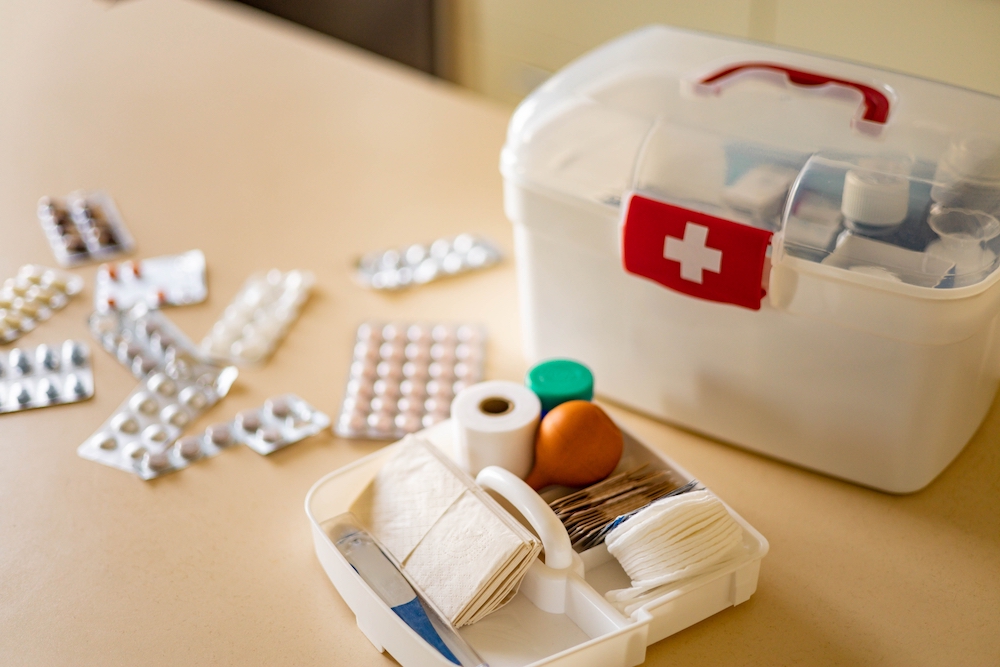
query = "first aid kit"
(306, 418, 767, 667)
(501, 26, 1000, 492)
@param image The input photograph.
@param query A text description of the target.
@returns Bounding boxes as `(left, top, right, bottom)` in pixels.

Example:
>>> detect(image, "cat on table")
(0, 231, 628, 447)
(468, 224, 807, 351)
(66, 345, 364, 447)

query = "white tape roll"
(451, 380, 541, 478)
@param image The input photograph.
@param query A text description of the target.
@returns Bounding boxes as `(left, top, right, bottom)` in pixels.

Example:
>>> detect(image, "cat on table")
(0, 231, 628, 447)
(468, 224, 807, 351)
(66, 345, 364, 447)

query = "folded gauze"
(350, 436, 541, 627)
(604, 489, 743, 612)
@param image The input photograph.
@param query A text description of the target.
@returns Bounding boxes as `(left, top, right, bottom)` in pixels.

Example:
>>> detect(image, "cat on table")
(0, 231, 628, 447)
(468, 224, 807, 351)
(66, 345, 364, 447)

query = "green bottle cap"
(525, 359, 594, 413)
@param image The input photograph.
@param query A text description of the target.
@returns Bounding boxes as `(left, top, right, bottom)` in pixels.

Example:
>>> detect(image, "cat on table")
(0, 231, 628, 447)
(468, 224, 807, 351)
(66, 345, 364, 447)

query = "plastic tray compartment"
(306, 420, 768, 667)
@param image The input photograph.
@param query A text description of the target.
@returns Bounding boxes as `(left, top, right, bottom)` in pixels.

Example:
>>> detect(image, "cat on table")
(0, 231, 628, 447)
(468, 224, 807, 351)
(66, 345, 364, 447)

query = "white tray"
(305, 419, 769, 667)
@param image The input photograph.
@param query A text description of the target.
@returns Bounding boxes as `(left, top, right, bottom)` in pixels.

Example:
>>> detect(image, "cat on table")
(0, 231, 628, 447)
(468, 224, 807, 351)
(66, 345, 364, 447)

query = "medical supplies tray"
(306, 419, 768, 667)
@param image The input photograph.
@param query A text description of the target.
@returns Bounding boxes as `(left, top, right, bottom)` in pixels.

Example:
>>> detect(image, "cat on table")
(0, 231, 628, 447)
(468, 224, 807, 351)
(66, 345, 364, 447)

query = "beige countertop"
(1, 1, 998, 665)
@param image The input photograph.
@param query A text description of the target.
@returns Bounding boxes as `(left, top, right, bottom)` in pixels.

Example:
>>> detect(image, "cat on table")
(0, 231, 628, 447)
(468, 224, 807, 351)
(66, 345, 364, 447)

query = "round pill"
(456, 325, 482, 344)
(453, 362, 475, 381)
(37, 345, 59, 371)
(356, 322, 381, 345)
(406, 324, 432, 343)
(208, 424, 233, 446)
(343, 395, 371, 415)
(164, 407, 190, 427)
(143, 425, 169, 443)
(402, 361, 427, 380)
(434, 325, 458, 344)
(395, 412, 422, 433)
(373, 379, 400, 399)
(184, 390, 208, 410)
(399, 379, 425, 398)
(424, 397, 450, 414)
(14, 384, 31, 405)
(238, 410, 261, 432)
(261, 427, 283, 444)
(350, 359, 376, 380)
(453, 234, 475, 254)
(144, 451, 171, 472)
(381, 323, 405, 342)
(10, 349, 31, 375)
(379, 342, 404, 362)
(369, 396, 389, 414)
(425, 380, 453, 399)
(442, 252, 464, 274)
(466, 246, 489, 267)
(67, 374, 87, 397)
(404, 244, 427, 265)
(113, 414, 139, 434)
(131, 394, 158, 415)
(338, 412, 367, 434)
(346, 378, 374, 400)
(396, 397, 417, 413)
(430, 344, 455, 362)
(97, 435, 117, 450)
(267, 397, 291, 419)
(376, 360, 402, 380)
(422, 413, 446, 428)
(148, 373, 175, 396)
(404, 343, 429, 362)
(454, 344, 480, 363)
(124, 443, 147, 460)
(65, 340, 88, 366)
(354, 341, 379, 362)
(378, 249, 401, 270)
(177, 437, 202, 459)
(40, 378, 60, 401)
(428, 362, 454, 380)
(367, 411, 395, 434)
(430, 239, 451, 259)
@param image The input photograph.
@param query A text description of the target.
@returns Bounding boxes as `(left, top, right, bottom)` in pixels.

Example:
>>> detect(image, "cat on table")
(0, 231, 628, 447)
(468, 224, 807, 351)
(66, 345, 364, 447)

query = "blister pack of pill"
(95, 250, 207, 311)
(89, 305, 209, 379)
(0, 341, 94, 414)
(77, 362, 238, 480)
(201, 269, 314, 365)
(224, 394, 330, 455)
(0, 265, 85, 344)
(37, 192, 134, 266)
(355, 234, 502, 290)
(335, 322, 486, 440)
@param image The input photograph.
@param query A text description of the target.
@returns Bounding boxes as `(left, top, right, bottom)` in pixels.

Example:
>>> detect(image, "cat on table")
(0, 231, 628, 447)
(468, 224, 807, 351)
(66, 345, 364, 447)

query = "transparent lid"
(501, 26, 1000, 290)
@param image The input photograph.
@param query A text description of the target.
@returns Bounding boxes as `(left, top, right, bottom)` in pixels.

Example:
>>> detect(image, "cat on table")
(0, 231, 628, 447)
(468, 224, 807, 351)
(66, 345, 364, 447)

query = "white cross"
(663, 222, 722, 284)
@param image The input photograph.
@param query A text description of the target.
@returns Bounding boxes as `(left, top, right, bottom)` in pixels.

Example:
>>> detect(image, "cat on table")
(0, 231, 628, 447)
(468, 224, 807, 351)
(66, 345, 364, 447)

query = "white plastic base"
(506, 183, 1000, 493)
(306, 420, 768, 667)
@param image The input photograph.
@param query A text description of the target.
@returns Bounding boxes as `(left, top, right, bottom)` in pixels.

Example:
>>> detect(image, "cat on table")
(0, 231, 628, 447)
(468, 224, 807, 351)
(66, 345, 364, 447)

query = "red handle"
(698, 62, 891, 125)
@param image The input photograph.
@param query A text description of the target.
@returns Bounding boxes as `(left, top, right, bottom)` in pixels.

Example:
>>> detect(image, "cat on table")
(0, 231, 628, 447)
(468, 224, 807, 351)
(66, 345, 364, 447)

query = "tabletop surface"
(1, 1, 998, 665)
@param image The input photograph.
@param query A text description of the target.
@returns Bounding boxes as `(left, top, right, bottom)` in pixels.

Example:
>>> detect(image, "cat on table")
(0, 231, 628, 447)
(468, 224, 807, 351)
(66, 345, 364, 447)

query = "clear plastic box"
(500, 26, 1000, 492)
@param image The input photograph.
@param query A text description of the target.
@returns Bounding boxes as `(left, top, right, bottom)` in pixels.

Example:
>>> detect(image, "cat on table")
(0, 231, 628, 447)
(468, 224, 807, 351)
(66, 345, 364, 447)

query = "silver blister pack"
(95, 250, 207, 311)
(227, 394, 330, 455)
(89, 305, 207, 379)
(0, 265, 85, 344)
(355, 233, 502, 290)
(77, 361, 238, 480)
(0, 341, 94, 414)
(201, 269, 314, 365)
(37, 191, 135, 267)
(335, 322, 485, 440)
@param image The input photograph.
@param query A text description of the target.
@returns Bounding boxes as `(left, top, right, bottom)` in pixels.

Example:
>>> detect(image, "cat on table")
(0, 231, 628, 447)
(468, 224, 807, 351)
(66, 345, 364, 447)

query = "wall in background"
(443, 0, 1000, 105)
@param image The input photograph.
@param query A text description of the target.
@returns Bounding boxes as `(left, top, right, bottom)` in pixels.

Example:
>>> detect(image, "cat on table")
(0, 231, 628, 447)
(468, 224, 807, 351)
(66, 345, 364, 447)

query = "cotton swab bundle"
(548, 465, 692, 551)
(604, 489, 744, 614)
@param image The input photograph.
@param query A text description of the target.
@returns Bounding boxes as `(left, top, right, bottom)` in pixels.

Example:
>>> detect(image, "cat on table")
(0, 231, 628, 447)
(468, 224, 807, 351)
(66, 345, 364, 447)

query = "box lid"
(501, 26, 1000, 292)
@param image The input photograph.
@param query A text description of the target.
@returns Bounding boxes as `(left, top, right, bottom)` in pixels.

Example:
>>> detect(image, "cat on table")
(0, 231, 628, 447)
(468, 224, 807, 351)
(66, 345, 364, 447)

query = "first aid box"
(501, 26, 1000, 493)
